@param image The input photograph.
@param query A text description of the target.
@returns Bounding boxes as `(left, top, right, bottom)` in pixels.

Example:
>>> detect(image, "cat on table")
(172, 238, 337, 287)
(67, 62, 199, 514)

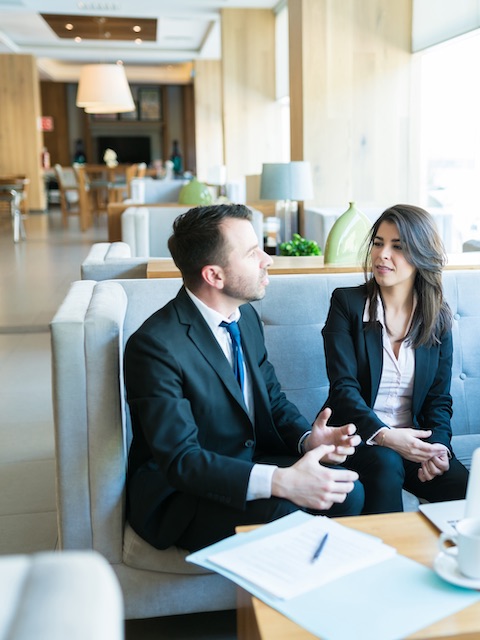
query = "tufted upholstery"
(50, 270, 480, 619)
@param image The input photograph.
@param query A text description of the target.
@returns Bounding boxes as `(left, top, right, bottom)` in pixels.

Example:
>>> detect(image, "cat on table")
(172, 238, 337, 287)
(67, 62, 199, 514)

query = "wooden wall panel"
(0, 54, 45, 210)
(182, 83, 197, 175)
(40, 82, 70, 166)
(221, 8, 283, 181)
(289, 0, 414, 208)
(194, 59, 224, 183)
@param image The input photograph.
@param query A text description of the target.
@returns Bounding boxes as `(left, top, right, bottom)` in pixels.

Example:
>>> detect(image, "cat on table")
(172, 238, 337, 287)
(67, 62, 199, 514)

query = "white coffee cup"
(439, 517, 480, 579)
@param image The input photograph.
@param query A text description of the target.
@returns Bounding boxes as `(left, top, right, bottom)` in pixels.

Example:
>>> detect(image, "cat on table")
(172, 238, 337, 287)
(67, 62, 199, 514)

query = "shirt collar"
(363, 291, 417, 327)
(185, 288, 241, 332)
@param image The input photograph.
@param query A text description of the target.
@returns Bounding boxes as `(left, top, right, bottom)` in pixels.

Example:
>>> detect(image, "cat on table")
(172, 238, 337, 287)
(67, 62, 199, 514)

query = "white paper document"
(208, 515, 396, 600)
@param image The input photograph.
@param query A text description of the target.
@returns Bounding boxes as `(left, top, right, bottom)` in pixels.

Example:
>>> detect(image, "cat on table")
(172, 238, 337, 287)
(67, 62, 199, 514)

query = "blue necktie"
(220, 321, 245, 391)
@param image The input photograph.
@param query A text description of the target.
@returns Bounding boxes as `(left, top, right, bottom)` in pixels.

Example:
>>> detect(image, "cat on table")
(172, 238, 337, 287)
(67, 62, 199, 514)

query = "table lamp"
(259, 161, 314, 243)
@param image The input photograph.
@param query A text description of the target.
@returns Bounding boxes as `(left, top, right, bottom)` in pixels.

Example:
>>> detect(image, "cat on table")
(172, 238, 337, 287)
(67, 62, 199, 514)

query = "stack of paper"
(206, 514, 395, 600)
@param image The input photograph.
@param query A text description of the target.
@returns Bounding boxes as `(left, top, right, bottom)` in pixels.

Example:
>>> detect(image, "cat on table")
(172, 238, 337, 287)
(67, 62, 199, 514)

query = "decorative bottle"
(323, 201, 371, 265)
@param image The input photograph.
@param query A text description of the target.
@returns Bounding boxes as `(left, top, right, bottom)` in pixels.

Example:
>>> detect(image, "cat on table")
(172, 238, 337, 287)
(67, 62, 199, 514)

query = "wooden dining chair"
(74, 166, 94, 231)
(125, 162, 147, 198)
(54, 164, 82, 228)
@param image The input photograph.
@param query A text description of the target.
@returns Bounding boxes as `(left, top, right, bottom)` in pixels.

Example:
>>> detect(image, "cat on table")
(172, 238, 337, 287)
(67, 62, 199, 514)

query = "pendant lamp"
(76, 63, 135, 114)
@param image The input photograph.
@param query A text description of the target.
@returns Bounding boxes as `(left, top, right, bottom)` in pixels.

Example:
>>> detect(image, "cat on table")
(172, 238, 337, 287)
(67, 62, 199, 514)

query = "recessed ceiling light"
(135, 38, 142, 44)
(65, 23, 74, 31)
(74, 36, 82, 43)
(133, 25, 141, 33)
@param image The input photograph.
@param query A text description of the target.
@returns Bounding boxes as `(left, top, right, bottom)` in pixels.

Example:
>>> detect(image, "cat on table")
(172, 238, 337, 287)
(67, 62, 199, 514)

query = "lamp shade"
(76, 64, 135, 114)
(260, 161, 314, 201)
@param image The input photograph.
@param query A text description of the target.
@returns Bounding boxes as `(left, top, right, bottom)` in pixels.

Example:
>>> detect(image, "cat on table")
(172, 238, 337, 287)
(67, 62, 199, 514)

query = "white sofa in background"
(81, 242, 147, 280)
(0, 551, 123, 639)
(129, 178, 188, 204)
(304, 205, 461, 254)
(121, 205, 265, 257)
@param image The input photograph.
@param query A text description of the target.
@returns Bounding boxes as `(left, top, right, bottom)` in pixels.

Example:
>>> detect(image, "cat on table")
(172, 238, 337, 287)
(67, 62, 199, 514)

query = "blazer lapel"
(238, 314, 270, 413)
(364, 322, 383, 406)
(174, 288, 248, 410)
(413, 346, 432, 415)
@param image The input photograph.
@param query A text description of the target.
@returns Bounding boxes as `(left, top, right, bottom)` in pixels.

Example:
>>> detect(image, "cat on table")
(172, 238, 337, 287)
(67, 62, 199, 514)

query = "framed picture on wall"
(139, 88, 161, 121)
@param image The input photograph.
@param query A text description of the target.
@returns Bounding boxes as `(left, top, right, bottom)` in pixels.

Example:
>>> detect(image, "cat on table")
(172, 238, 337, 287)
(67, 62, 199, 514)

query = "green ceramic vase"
(323, 201, 371, 265)
(178, 177, 213, 206)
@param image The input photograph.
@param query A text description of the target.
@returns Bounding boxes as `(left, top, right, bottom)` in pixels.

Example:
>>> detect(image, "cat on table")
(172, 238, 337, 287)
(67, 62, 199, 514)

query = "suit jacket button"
(244, 439, 254, 448)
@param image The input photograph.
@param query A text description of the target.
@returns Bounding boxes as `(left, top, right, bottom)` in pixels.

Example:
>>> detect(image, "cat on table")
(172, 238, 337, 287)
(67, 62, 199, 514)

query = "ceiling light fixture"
(133, 25, 141, 33)
(75, 17, 135, 114)
(65, 23, 74, 30)
(76, 63, 135, 113)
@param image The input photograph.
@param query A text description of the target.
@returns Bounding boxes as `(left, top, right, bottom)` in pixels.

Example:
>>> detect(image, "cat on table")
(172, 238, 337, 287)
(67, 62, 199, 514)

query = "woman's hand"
(418, 447, 450, 482)
(378, 428, 445, 463)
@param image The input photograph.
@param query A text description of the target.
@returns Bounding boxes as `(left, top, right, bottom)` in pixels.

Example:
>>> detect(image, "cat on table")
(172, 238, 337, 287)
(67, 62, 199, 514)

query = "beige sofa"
(50, 270, 480, 620)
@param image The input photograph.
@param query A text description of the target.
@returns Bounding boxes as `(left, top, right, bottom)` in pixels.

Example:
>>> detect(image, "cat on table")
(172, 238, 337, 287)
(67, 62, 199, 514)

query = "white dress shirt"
(186, 290, 277, 499)
(363, 295, 416, 444)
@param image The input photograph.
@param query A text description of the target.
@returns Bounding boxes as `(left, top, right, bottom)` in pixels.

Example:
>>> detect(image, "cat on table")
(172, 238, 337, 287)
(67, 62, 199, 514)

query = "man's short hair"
(168, 203, 252, 289)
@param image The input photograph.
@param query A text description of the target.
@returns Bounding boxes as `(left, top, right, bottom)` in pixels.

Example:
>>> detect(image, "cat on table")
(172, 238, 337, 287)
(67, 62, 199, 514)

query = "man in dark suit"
(125, 204, 364, 552)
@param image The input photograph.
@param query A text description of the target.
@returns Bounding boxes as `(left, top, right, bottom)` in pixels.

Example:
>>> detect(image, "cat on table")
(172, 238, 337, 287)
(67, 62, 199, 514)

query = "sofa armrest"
(121, 207, 150, 257)
(81, 242, 147, 280)
(0, 551, 123, 640)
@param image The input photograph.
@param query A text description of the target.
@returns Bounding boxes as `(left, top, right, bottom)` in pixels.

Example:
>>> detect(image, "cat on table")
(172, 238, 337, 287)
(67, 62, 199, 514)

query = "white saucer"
(434, 550, 480, 589)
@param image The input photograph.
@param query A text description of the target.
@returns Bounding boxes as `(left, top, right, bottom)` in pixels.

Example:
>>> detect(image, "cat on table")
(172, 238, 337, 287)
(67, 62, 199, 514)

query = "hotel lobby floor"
(0, 209, 236, 639)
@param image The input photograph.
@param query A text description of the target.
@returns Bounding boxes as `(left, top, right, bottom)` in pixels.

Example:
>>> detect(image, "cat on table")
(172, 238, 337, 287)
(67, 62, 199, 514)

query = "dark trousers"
(177, 455, 365, 552)
(343, 443, 469, 514)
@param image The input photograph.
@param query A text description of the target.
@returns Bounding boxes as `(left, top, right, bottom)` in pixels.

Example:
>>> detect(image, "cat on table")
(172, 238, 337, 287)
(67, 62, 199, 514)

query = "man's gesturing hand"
(271, 444, 359, 511)
(305, 407, 361, 464)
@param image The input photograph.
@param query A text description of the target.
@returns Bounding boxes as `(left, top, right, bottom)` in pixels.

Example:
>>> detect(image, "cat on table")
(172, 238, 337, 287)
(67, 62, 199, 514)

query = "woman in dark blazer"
(322, 204, 468, 513)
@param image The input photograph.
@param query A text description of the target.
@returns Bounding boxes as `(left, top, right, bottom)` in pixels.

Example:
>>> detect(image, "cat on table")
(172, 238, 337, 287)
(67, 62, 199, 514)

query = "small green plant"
(279, 233, 321, 256)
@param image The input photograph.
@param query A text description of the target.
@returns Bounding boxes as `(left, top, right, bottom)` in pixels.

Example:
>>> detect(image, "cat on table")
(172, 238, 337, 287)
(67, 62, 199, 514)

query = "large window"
(419, 31, 480, 251)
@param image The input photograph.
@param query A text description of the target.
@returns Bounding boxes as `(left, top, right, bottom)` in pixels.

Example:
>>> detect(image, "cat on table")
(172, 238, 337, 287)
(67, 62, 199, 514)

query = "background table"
(147, 253, 480, 279)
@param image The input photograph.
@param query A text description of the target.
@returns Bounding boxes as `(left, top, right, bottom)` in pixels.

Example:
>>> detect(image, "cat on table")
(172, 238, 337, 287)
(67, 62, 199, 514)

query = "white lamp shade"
(260, 161, 314, 201)
(76, 64, 135, 113)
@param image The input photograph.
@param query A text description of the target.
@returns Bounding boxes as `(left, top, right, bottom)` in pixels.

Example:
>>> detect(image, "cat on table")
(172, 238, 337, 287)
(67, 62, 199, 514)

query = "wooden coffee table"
(236, 512, 480, 639)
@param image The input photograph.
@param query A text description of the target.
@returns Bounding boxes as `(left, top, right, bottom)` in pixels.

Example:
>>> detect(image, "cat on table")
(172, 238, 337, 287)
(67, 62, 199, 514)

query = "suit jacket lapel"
(364, 322, 383, 407)
(174, 288, 248, 410)
(413, 346, 431, 415)
(238, 313, 271, 414)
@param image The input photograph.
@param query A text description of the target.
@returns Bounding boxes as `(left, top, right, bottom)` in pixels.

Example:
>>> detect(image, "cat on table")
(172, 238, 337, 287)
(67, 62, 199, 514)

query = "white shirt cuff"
(246, 463, 278, 501)
(366, 427, 389, 446)
(298, 430, 311, 454)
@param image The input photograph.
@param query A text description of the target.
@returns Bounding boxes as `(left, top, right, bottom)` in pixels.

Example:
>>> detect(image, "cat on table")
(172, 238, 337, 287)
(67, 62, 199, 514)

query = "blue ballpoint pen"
(311, 532, 329, 563)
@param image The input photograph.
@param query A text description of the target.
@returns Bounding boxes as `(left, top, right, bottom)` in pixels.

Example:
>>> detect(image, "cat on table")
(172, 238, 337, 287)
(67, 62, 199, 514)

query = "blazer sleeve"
(322, 287, 388, 442)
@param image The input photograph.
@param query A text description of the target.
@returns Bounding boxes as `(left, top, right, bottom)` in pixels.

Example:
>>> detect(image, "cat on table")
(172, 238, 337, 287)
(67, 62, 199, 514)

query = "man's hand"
(418, 447, 450, 482)
(271, 444, 359, 511)
(304, 407, 361, 464)
(379, 428, 445, 463)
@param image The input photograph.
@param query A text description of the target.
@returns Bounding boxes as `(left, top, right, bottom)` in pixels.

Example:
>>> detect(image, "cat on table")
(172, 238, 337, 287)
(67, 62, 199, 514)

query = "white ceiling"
(0, 0, 280, 81)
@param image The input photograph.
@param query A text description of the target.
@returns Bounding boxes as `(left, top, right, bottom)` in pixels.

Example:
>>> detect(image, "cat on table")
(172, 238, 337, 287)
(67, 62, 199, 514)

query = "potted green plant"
(279, 233, 321, 256)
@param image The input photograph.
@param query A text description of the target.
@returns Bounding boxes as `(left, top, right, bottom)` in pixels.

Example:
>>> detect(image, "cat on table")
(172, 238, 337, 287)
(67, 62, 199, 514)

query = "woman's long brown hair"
(362, 204, 452, 348)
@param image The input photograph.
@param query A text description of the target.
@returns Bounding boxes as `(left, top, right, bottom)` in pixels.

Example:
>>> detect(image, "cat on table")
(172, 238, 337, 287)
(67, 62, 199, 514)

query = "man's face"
(219, 218, 273, 303)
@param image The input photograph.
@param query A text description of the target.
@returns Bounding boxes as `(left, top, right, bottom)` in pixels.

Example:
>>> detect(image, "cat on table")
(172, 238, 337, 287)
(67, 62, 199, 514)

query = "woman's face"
(370, 221, 417, 292)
